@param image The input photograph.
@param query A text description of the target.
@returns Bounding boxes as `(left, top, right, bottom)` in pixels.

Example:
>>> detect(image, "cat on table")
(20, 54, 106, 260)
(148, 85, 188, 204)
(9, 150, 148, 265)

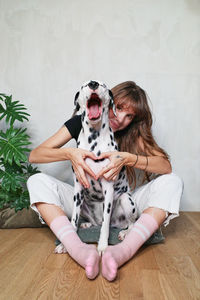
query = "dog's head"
(74, 80, 115, 125)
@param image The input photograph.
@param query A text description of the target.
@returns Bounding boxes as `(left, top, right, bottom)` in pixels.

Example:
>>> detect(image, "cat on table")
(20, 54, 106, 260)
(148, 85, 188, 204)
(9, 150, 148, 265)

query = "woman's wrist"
(64, 147, 74, 160)
(123, 152, 138, 167)
(124, 152, 146, 170)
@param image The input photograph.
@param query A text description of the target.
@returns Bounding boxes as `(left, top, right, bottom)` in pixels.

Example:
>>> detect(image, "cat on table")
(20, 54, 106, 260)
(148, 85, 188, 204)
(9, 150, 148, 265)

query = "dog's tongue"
(88, 104, 100, 119)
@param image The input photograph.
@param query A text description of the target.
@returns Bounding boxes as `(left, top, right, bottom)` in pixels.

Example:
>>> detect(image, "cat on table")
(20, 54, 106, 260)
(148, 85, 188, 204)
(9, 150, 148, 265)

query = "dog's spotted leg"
(115, 192, 137, 241)
(71, 177, 84, 230)
(97, 179, 114, 255)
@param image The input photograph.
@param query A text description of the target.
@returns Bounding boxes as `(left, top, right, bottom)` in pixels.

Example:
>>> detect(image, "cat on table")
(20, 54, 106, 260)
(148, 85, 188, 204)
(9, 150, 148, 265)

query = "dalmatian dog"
(55, 80, 137, 255)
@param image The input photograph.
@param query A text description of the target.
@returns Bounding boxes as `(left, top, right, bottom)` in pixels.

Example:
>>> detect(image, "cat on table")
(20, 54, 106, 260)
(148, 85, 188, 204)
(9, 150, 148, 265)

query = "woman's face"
(109, 102, 135, 132)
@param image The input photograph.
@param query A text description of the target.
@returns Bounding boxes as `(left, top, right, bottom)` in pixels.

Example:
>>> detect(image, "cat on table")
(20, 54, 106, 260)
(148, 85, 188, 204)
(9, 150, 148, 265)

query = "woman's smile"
(109, 119, 119, 131)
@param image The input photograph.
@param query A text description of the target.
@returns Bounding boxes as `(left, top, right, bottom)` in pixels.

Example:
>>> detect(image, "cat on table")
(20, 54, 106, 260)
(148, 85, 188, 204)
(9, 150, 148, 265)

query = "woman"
(27, 81, 183, 281)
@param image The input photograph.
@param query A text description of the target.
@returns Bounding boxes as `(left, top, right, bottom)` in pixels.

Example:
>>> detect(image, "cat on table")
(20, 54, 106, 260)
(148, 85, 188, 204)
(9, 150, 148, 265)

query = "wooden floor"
(0, 212, 200, 300)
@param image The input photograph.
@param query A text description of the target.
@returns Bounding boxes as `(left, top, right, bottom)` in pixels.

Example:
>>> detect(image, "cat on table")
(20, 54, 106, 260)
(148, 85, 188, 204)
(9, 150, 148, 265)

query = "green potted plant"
(0, 93, 41, 228)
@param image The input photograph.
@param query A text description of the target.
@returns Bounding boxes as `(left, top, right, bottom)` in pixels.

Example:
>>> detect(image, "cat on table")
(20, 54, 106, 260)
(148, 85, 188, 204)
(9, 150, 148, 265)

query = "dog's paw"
(118, 229, 128, 241)
(80, 222, 92, 229)
(54, 243, 67, 254)
(97, 242, 108, 256)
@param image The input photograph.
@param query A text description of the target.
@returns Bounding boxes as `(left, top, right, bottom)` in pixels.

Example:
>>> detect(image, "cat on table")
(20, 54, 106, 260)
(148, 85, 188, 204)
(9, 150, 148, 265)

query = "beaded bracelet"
(144, 156, 148, 172)
(133, 154, 138, 168)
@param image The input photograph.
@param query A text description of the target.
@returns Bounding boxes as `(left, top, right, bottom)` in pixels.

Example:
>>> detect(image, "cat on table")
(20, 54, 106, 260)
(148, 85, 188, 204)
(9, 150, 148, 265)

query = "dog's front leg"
(71, 177, 84, 230)
(97, 179, 114, 255)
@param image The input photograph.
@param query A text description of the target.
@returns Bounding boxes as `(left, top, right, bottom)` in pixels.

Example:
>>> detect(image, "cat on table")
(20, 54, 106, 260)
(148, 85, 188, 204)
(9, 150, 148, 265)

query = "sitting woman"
(27, 81, 183, 281)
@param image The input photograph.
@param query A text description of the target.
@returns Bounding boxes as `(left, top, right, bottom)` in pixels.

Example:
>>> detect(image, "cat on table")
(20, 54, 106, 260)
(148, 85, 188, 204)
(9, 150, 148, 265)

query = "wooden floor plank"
(159, 273, 191, 300)
(119, 259, 144, 300)
(142, 269, 166, 300)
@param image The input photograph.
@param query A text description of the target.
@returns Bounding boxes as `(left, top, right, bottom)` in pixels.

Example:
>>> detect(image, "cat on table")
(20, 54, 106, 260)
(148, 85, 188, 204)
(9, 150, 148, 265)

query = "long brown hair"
(112, 81, 170, 189)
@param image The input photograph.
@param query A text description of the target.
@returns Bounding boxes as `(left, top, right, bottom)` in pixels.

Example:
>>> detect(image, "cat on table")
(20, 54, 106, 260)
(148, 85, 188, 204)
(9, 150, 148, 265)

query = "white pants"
(27, 172, 184, 227)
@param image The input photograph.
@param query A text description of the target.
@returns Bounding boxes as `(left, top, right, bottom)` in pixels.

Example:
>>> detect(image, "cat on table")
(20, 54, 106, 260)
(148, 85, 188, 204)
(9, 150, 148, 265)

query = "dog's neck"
(82, 106, 112, 137)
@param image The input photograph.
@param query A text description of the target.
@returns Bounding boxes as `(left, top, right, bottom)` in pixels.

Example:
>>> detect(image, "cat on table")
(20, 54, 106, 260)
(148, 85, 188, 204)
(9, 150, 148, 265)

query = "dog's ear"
(109, 90, 117, 116)
(74, 91, 80, 111)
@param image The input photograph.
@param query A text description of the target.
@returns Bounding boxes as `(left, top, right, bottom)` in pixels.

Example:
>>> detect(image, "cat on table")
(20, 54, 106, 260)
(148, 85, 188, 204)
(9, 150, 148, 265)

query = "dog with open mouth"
(55, 80, 137, 255)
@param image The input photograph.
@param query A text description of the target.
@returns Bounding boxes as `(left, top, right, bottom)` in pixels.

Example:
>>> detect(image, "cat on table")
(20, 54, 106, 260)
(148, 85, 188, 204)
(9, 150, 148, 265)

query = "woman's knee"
(153, 173, 184, 194)
(143, 207, 166, 226)
(27, 173, 51, 191)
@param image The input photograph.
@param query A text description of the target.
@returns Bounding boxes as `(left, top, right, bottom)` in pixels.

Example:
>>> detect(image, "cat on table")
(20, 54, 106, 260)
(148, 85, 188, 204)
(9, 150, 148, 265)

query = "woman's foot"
(78, 244, 100, 279)
(50, 216, 100, 279)
(101, 245, 130, 281)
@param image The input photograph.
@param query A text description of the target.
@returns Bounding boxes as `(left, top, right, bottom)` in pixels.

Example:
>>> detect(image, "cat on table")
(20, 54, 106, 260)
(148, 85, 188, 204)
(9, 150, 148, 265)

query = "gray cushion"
(55, 217, 165, 246)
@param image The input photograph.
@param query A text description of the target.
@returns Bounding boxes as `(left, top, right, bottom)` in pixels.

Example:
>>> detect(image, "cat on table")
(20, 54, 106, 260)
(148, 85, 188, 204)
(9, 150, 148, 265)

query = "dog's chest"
(77, 123, 117, 156)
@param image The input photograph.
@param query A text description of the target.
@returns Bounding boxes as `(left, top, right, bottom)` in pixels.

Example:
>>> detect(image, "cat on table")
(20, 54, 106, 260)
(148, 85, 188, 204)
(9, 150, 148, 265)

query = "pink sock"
(102, 213, 159, 281)
(50, 216, 100, 279)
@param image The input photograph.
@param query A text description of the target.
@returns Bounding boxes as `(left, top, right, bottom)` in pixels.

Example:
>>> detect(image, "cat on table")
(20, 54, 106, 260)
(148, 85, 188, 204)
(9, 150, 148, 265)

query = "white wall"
(0, 0, 199, 210)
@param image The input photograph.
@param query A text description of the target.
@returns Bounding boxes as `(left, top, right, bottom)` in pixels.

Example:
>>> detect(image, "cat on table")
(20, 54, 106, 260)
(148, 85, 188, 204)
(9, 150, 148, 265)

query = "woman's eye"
(116, 106, 122, 111)
(127, 115, 134, 120)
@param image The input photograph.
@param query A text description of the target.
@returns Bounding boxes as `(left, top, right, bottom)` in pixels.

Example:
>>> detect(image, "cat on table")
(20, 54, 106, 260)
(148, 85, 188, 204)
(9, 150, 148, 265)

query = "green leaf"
(0, 127, 31, 166)
(0, 103, 5, 113)
(0, 94, 30, 125)
(0, 165, 26, 192)
(22, 163, 41, 179)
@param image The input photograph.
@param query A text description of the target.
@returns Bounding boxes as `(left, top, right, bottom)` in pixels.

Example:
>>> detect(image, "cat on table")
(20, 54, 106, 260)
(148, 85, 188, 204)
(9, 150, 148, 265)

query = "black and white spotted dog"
(56, 80, 137, 254)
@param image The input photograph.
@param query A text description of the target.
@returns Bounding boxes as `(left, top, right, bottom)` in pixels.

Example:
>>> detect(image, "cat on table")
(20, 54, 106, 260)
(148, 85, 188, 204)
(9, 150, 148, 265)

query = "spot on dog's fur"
(114, 186, 120, 192)
(97, 150, 101, 156)
(91, 194, 103, 202)
(90, 141, 97, 151)
(98, 179, 102, 187)
(81, 111, 86, 122)
(118, 215, 126, 222)
(76, 193, 81, 206)
(107, 202, 111, 214)
(88, 130, 99, 143)
(93, 186, 101, 193)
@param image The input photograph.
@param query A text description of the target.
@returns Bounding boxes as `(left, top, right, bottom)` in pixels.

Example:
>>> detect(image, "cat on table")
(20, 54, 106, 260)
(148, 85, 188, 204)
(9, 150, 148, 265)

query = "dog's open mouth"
(87, 93, 103, 121)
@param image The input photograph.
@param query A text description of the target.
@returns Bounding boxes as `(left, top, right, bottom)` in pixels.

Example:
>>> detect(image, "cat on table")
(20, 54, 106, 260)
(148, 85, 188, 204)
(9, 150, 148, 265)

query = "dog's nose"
(88, 81, 99, 90)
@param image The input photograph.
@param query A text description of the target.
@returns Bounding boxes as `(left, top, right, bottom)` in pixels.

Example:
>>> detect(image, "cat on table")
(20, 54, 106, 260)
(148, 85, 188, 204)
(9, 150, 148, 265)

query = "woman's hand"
(67, 148, 97, 188)
(96, 151, 128, 181)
